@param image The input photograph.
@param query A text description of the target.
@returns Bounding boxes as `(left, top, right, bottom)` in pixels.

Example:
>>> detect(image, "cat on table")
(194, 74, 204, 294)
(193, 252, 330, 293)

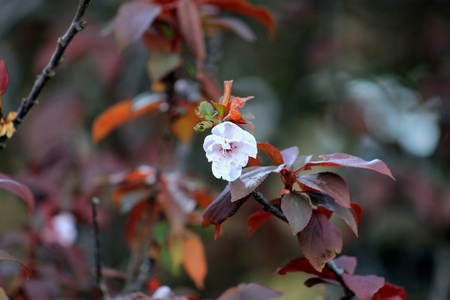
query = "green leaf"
(281, 193, 312, 235)
(194, 121, 214, 132)
(198, 101, 215, 117)
(212, 102, 227, 117)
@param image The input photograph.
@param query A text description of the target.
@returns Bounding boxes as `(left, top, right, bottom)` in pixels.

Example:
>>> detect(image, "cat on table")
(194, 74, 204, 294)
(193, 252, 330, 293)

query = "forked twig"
(12, 0, 92, 127)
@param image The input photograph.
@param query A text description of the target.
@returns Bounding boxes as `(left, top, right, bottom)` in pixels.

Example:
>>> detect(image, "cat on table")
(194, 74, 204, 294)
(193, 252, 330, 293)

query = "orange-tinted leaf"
(247, 210, 272, 236)
(177, 0, 205, 73)
(297, 172, 351, 208)
(342, 274, 385, 300)
(257, 143, 284, 166)
(201, 0, 276, 37)
(205, 17, 256, 41)
(227, 110, 246, 123)
(114, 2, 162, 49)
(0, 173, 34, 213)
(0, 249, 33, 281)
(297, 210, 342, 272)
(373, 282, 407, 300)
(229, 96, 253, 111)
(172, 103, 199, 144)
(217, 283, 282, 300)
(182, 230, 207, 289)
(305, 153, 395, 180)
(219, 80, 233, 107)
(92, 95, 162, 142)
(0, 59, 9, 95)
(281, 193, 312, 235)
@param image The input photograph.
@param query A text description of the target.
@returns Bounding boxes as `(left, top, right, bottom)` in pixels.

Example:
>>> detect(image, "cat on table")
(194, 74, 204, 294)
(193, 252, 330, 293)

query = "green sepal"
(212, 102, 226, 117)
(198, 101, 215, 118)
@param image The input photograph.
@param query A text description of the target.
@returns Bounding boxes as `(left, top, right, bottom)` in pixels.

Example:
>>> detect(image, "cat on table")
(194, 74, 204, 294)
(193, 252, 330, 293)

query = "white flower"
(203, 122, 257, 181)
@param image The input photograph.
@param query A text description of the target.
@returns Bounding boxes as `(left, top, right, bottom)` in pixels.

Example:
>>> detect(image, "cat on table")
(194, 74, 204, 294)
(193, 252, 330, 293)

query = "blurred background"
(0, 0, 449, 299)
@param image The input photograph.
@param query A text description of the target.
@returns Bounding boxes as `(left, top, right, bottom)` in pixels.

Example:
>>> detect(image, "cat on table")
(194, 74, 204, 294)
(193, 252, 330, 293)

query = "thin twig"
(12, 0, 92, 127)
(251, 190, 355, 299)
(91, 197, 110, 299)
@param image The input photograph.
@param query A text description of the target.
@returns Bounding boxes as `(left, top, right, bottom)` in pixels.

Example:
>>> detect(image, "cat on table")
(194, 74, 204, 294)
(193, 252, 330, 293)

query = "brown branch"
(12, 0, 92, 127)
(251, 190, 355, 299)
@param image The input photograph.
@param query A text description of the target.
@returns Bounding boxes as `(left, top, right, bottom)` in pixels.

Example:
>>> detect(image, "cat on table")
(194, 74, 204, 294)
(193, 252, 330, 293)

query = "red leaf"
(333, 255, 357, 275)
(305, 153, 395, 180)
(182, 230, 207, 289)
(113, 2, 162, 50)
(257, 143, 284, 166)
(307, 191, 358, 236)
(373, 282, 407, 300)
(202, 185, 248, 227)
(0, 249, 33, 281)
(0, 173, 34, 213)
(280, 146, 299, 169)
(247, 210, 273, 236)
(342, 274, 385, 300)
(297, 210, 342, 272)
(276, 257, 335, 279)
(297, 172, 351, 208)
(200, 0, 276, 37)
(92, 94, 163, 142)
(177, 0, 205, 74)
(205, 17, 256, 42)
(281, 193, 312, 235)
(0, 59, 9, 95)
(350, 202, 362, 226)
(217, 283, 282, 300)
(230, 165, 285, 202)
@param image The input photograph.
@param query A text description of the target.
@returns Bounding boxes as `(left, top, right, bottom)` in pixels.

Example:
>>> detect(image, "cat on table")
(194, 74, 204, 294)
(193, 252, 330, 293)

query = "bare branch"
(13, 0, 92, 127)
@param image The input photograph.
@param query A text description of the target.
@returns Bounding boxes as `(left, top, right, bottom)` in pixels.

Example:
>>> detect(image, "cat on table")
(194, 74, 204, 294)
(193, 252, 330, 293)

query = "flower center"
(221, 141, 237, 158)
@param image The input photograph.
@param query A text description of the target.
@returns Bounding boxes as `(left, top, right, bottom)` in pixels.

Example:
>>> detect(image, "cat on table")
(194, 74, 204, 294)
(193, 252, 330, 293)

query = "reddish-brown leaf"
(307, 191, 358, 236)
(92, 95, 162, 142)
(200, 0, 276, 37)
(297, 210, 342, 272)
(205, 17, 256, 41)
(281, 193, 312, 235)
(280, 146, 299, 169)
(114, 2, 162, 49)
(182, 230, 207, 289)
(305, 153, 395, 180)
(342, 274, 385, 300)
(177, 0, 205, 73)
(230, 165, 285, 202)
(276, 257, 336, 279)
(202, 185, 248, 227)
(373, 282, 407, 300)
(247, 210, 272, 236)
(0, 249, 33, 281)
(217, 283, 282, 300)
(350, 202, 362, 226)
(257, 143, 284, 166)
(0, 59, 9, 95)
(0, 173, 34, 213)
(297, 172, 351, 208)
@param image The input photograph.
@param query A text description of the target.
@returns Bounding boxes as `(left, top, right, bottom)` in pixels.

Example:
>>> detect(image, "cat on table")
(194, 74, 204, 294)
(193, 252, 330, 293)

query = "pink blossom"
(203, 122, 257, 181)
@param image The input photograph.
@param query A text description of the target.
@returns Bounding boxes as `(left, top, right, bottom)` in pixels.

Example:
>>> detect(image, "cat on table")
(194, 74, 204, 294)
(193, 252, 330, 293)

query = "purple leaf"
(114, 2, 162, 49)
(0, 173, 34, 213)
(230, 165, 284, 202)
(280, 193, 312, 235)
(342, 274, 385, 300)
(297, 172, 351, 208)
(280, 146, 299, 169)
(307, 191, 358, 236)
(297, 210, 342, 272)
